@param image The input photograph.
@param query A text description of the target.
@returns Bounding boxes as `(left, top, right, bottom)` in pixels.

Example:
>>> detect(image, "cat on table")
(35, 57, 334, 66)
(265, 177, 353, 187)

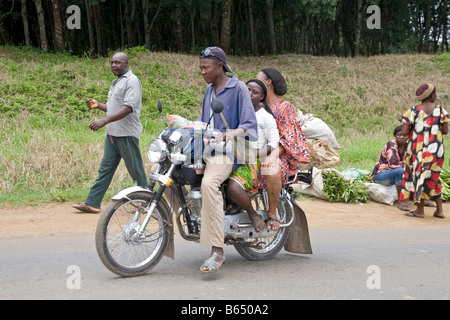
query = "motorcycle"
(95, 99, 312, 277)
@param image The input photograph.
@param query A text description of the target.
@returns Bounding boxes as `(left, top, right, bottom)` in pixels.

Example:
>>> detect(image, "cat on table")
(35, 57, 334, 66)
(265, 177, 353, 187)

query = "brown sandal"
(73, 203, 100, 214)
(266, 217, 280, 230)
(404, 211, 424, 218)
(433, 211, 445, 219)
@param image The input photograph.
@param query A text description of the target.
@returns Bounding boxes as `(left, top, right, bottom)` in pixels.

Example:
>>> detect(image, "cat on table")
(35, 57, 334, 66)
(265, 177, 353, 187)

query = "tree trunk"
(220, 0, 232, 53)
(124, 0, 136, 48)
(93, 4, 103, 55)
(142, 0, 150, 49)
(442, 0, 448, 52)
(0, 0, 13, 45)
(85, 0, 95, 55)
(174, 5, 184, 52)
(51, 0, 64, 52)
(266, 0, 276, 54)
(355, 0, 364, 56)
(424, 4, 431, 53)
(248, 0, 258, 55)
(210, 4, 221, 46)
(21, 0, 30, 46)
(34, 0, 48, 52)
(145, 0, 162, 50)
(190, 6, 196, 50)
(333, 0, 344, 56)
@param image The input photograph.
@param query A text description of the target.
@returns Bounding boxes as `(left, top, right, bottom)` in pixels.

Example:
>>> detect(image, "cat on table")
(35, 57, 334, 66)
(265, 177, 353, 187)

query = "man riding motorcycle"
(197, 47, 257, 272)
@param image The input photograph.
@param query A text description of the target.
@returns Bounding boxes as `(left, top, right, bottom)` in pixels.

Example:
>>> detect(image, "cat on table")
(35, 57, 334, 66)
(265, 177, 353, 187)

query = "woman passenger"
(256, 68, 310, 230)
(228, 79, 279, 232)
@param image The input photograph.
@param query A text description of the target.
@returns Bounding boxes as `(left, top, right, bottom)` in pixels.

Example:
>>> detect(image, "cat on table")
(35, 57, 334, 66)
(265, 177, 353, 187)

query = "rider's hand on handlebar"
(215, 131, 236, 146)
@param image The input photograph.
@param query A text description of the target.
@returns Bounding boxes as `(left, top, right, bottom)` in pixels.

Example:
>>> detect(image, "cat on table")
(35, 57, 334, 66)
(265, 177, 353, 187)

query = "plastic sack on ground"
(297, 109, 341, 150)
(298, 138, 340, 171)
(362, 183, 398, 206)
(341, 168, 371, 180)
(292, 168, 328, 200)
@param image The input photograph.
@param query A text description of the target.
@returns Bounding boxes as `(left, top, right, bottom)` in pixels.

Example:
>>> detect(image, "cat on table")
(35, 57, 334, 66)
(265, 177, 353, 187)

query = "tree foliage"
(0, 0, 448, 56)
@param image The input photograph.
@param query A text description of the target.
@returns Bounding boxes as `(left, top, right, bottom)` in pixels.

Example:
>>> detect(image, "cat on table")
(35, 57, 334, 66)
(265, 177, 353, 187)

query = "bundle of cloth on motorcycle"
(167, 112, 341, 170)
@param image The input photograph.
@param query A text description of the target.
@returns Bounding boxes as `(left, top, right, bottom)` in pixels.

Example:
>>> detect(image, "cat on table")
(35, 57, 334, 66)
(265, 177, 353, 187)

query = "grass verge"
(1, 47, 449, 206)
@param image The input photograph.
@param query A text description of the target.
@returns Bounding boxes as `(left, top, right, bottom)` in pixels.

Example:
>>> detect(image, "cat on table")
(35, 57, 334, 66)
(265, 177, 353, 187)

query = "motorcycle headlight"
(147, 139, 168, 163)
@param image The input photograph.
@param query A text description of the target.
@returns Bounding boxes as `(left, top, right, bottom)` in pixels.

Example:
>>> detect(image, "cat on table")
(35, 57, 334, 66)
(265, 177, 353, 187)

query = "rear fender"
(284, 201, 313, 254)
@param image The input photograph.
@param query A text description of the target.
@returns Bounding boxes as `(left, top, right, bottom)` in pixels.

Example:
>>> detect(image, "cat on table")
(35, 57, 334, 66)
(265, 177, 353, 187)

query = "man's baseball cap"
(200, 47, 233, 73)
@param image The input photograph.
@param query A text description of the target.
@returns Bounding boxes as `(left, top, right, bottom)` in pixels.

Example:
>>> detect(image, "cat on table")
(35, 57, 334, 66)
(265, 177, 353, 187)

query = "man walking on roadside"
(73, 52, 148, 214)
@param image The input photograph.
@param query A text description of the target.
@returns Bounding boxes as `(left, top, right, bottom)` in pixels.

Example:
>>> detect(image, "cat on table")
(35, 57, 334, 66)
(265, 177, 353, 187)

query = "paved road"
(1, 227, 449, 300)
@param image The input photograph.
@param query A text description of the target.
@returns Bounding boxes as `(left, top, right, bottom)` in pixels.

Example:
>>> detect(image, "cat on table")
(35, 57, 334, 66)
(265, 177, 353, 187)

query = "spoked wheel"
(234, 192, 292, 261)
(95, 192, 169, 277)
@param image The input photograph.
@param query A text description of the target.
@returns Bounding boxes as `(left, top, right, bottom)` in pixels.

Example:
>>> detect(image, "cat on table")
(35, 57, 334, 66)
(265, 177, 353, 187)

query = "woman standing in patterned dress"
(400, 84, 449, 218)
(256, 68, 310, 229)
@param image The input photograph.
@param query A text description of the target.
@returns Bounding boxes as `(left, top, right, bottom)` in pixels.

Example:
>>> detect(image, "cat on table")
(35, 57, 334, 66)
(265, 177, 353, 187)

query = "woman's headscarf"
(416, 84, 436, 101)
(246, 78, 275, 118)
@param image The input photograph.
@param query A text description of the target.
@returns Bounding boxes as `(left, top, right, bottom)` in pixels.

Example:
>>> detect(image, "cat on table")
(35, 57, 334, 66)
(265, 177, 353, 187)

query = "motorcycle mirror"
(157, 99, 168, 128)
(211, 99, 224, 114)
(157, 99, 163, 113)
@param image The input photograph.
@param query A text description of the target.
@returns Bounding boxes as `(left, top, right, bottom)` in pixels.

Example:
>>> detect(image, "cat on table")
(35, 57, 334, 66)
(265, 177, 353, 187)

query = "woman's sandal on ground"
(200, 252, 226, 272)
(433, 211, 445, 219)
(404, 211, 424, 218)
(397, 204, 409, 211)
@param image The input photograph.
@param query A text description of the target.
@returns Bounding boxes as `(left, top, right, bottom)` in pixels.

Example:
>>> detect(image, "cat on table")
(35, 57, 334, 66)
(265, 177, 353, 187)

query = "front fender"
(112, 186, 171, 216)
(112, 186, 175, 259)
(112, 186, 153, 201)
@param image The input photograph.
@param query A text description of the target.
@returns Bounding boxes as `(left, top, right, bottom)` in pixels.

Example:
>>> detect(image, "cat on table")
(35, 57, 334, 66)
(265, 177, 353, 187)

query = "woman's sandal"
(266, 217, 280, 231)
(433, 211, 445, 219)
(404, 211, 424, 218)
(200, 252, 226, 272)
(397, 204, 409, 211)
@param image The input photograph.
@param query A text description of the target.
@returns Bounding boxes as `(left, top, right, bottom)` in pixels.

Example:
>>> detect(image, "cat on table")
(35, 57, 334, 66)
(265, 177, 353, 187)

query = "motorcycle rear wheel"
(234, 194, 292, 261)
(95, 191, 169, 277)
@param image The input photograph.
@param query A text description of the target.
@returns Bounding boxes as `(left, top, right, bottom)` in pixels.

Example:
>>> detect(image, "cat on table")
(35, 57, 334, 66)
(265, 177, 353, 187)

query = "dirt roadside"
(1, 198, 449, 239)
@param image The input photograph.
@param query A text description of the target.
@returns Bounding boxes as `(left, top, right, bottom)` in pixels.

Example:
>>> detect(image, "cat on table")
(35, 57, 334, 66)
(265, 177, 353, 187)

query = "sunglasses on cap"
(200, 49, 221, 62)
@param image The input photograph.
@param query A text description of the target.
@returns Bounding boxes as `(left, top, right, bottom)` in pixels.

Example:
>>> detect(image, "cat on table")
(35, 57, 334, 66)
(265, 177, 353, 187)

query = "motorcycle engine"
(186, 188, 202, 220)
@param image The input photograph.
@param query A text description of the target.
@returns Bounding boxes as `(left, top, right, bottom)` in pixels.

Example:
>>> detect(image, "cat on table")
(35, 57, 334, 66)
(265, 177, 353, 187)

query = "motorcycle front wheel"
(95, 191, 169, 277)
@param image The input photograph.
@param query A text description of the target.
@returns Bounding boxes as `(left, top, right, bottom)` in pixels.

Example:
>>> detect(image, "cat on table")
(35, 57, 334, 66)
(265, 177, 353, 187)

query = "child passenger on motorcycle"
(228, 79, 280, 232)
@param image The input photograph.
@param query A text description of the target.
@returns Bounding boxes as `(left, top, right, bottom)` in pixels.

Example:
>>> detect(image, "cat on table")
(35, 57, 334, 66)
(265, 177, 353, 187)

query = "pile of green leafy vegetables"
(322, 171, 370, 204)
(439, 167, 450, 201)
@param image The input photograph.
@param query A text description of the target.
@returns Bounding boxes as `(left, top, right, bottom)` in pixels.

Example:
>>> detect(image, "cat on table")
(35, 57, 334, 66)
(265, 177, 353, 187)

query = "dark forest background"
(0, 0, 449, 57)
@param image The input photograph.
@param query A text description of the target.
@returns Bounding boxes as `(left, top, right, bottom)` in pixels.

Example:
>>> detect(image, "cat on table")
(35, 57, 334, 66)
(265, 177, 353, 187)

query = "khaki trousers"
(200, 155, 234, 248)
